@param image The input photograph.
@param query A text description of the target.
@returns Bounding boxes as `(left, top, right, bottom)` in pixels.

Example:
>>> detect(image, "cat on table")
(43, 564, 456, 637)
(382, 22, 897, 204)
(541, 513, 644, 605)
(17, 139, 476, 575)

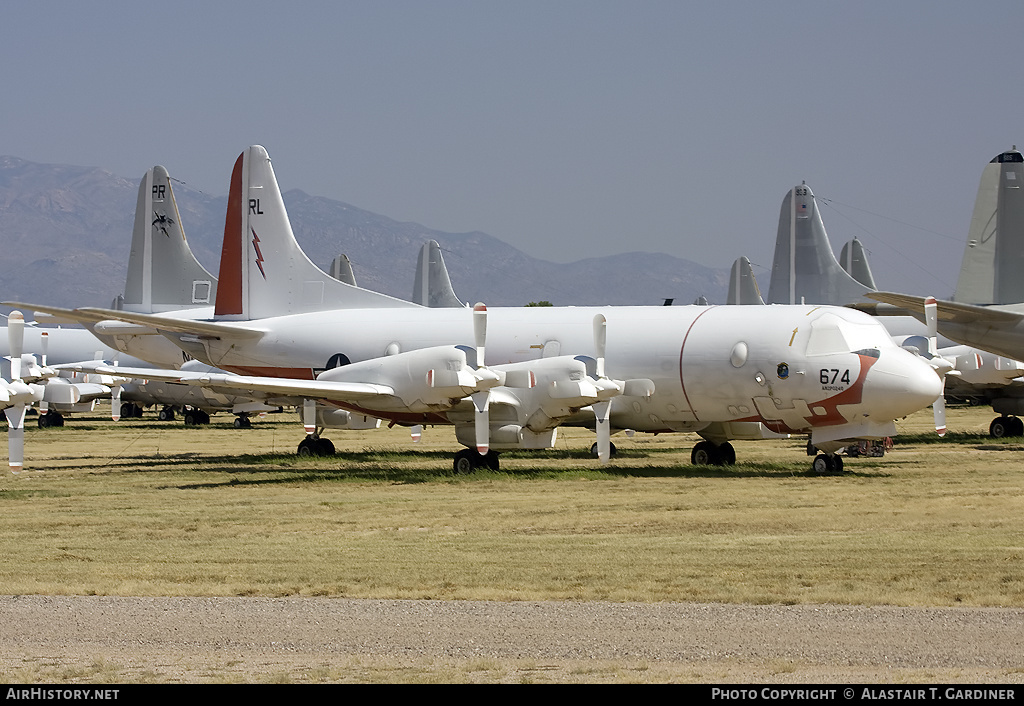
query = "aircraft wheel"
(233, 416, 252, 429)
(990, 416, 1012, 438)
(482, 449, 500, 471)
(38, 411, 63, 428)
(691, 440, 719, 466)
(317, 438, 335, 455)
(1013, 417, 1024, 437)
(454, 448, 477, 474)
(158, 407, 175, 422)
(813, 453, 841, 475)
(718, 442, 736, 465)
(184, 412, 198, 426)
(297, 436, 318, 456)
(589, 442, 618, 458)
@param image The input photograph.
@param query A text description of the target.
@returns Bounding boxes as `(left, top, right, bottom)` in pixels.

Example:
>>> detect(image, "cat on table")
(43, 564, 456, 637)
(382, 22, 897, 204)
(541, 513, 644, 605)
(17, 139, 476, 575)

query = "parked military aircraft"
(864, 147, 1024, 436)
(737, 175, 1024, 438)
(38, 145, 944, 474)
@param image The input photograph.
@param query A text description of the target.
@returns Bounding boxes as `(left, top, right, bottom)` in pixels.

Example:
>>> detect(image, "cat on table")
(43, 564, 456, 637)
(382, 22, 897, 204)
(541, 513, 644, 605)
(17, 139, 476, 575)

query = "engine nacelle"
(317, 345, 481, 412)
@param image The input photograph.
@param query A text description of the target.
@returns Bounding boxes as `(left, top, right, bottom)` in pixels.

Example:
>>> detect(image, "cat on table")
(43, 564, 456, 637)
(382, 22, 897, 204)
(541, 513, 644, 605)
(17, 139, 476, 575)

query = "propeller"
(471, 303, 492, 455)
(592, 315, 612, 463)
(923, 297, 957, 436)
(4, 311, 44, 471)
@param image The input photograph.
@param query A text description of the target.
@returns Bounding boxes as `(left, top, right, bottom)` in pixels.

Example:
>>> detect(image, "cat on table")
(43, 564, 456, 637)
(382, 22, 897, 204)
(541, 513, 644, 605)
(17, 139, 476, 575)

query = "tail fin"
(214, 146, 416, 319)
(329, 255, 357, 286)
(954, 147, 1024, 305)
(412, 240, 464, 308)
(122, 166, 217, 312)
(838, 238, 877, 289)
(726, 256, 765, 305)
(766, 182, 873, 305)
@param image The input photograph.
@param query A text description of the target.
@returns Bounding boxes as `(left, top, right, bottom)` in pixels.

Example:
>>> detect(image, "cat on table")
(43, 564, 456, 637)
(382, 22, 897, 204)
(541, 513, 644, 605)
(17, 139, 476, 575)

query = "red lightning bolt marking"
(251, 228, 266, 279)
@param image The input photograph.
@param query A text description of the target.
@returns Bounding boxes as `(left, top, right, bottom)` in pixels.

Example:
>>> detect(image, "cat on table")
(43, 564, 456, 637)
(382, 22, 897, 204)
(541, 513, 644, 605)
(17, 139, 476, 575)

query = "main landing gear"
(37, 410, 65, 428)
(453, 448, 500, 473)
(297, 434, 335, 456)
(989, 416, 1024, 438)
(812, 453, 844, 474)
(690, 440, 735, 466)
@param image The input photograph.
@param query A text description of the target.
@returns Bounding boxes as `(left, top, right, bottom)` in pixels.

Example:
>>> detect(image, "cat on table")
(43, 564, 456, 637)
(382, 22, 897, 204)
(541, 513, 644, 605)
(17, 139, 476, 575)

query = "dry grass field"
(1, 403, 1022, 682)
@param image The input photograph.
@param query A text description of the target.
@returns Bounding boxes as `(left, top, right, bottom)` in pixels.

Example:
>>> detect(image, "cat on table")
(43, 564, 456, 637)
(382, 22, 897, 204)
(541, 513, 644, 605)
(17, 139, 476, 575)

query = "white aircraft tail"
(954, 147, 1024, 305)
(120, 166, 216, 312)
(412, 240, 464, 308)
(838, 238, 877, 289)
(726, 256, 765, 305)
(214, 146, 417, 320)
(329, 255, 357, 286)
(766, 182, 873, 305)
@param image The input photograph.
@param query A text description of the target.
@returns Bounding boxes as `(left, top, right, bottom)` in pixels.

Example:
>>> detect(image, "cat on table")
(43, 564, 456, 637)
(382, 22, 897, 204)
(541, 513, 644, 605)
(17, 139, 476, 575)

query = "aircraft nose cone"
(862, 348, 943, 421)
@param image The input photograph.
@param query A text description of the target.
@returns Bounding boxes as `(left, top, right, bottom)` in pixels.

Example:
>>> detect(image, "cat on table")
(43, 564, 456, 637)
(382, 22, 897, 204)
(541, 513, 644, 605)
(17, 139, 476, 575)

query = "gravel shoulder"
(2, 596, 1023, 683)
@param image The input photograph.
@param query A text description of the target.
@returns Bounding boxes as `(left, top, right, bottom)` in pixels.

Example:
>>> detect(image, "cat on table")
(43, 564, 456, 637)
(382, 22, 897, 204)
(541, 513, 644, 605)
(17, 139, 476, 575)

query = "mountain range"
(0, 155, 729, 311)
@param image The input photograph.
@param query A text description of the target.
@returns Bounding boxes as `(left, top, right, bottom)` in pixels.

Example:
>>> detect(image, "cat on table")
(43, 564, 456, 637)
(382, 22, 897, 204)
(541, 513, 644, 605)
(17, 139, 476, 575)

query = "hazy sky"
(4, 1, 1023, 298)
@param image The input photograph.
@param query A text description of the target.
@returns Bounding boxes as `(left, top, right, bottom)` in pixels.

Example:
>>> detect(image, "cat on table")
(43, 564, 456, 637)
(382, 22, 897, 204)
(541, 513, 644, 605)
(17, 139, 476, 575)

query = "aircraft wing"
(3, 301, 113, 326)
(865, 292, 1024, 325)
(60, 363, 395, 401)
(4, 302, 266, 341)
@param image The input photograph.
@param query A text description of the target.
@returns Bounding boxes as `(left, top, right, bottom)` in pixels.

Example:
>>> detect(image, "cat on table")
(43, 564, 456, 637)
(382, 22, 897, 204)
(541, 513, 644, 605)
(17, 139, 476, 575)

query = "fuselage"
(155, 303, 940, 435)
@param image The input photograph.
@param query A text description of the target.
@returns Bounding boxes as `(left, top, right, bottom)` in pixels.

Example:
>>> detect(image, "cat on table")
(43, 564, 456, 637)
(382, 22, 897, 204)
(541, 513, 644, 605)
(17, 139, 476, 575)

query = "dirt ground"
(2, 595, 1023, 683)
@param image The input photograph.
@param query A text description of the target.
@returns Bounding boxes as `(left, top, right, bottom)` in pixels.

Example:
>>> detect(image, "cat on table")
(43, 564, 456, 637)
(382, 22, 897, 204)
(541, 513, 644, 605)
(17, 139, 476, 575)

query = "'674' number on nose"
(820, 369, 851, 385)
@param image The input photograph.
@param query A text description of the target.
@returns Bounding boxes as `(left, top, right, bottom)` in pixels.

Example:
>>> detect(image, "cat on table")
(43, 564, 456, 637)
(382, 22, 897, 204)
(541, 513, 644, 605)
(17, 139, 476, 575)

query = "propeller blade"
(924, 296, 938, 356)
(303, 398, 316, 434)
(8, 311, 24, 382)
(410, 424, 422, 443)
(593, 314, 607, 378)
(471, 390, 489, 455)
(593, 400, 612, 464)
(934, 389, 947, 437)
(473, 303, 487, 369)
(5, 404, 26, 472)
(40, 331, 48, 368)
(110, 360, 121, 421)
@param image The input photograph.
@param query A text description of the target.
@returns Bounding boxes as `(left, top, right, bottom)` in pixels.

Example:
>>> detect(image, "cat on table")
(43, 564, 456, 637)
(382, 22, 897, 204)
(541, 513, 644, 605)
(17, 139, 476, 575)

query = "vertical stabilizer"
(214, 146, 417, 319)
(412, 240, 464, 308)
(954, 147, 1024, 304)
(329, 255, 357, 286)
(838, 238, 877, 289)
(122, 166, 217, 312)
(766, 182, 872, 305)
(726, 256, 765, 305)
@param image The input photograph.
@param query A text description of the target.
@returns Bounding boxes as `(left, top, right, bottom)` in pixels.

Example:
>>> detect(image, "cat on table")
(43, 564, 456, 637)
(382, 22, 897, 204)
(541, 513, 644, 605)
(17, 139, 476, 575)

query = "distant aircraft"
(736, 176, 1024, 438)
(42, 145, 943, 474)
(866, 147, 1024, 436)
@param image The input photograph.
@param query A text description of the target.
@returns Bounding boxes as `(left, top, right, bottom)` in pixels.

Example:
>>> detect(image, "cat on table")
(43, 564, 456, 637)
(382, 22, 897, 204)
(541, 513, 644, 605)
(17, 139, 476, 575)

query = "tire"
(813, 454, 833, 475)
(453, 449, 477, 474)
(990, 417, 1010, 438)
(691, 441, 718, 466)
(718, 442, 736, 465)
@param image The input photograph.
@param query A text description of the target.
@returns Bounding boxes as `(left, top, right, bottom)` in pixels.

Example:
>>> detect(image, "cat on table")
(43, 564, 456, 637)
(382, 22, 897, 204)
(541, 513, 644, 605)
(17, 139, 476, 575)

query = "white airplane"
(865, 147, 1024, 436)
(732, 178, 1024, 437)
(32, 145, 944, 474)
